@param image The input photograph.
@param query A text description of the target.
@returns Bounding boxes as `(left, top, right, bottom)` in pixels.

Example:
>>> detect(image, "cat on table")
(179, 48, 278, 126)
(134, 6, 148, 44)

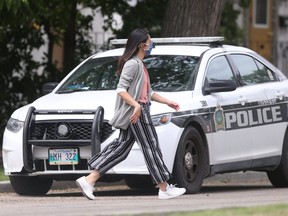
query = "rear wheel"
(172, 127, 205, 194)
(267, 132, 288, 187)
(9, 176, 53, 195)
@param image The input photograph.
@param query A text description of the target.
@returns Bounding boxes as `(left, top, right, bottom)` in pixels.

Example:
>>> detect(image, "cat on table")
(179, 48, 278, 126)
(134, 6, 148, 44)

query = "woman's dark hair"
(117, 28, 149, 75)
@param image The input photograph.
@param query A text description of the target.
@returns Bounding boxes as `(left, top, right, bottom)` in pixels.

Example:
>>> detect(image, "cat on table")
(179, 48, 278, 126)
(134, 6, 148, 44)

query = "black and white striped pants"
(88, 104, 171, 184)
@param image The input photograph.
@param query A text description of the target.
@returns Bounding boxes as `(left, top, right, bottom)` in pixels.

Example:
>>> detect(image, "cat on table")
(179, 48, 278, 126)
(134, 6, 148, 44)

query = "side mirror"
(42, 82, 59, 95)
(203, 80, 237, 95)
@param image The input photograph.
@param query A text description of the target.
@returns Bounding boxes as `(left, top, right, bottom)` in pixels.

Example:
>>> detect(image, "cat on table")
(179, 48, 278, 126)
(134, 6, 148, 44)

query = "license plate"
(48, 149, 79, 165)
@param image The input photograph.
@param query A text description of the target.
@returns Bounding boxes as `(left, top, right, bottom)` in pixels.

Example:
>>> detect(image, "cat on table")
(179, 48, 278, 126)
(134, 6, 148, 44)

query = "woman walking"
(76, 28, 186, 200)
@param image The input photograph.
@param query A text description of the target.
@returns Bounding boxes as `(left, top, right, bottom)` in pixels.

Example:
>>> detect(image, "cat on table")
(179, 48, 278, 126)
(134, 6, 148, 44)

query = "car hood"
(12, 90, 191, 121)
(12, 91, 115, 121)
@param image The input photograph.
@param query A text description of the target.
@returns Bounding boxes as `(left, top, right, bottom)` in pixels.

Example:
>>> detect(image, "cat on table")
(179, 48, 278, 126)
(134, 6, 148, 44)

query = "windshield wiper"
(56, 89, 89, 94)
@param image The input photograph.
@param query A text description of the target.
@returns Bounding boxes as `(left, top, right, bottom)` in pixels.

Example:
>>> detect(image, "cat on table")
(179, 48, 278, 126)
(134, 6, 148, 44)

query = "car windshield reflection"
(56, 55, 200, 93)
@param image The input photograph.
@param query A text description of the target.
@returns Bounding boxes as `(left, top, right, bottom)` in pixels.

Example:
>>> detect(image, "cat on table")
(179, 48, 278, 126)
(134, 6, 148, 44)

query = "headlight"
(151, 113, 172, 126)
(6, 118, 24, 133)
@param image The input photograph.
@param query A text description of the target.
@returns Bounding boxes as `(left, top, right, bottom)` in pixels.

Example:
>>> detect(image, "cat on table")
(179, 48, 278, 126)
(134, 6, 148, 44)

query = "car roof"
(222, 45, 255, 53)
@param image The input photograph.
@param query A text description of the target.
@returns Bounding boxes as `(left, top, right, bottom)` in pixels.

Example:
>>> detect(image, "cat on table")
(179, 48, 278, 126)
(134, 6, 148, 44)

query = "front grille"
(23, 107, 108, 172)
(30, 120, 113, 142)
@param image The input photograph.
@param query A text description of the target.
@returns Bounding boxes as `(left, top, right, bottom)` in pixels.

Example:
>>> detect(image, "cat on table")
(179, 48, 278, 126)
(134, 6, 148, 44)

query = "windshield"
(57, 55, 199, 93)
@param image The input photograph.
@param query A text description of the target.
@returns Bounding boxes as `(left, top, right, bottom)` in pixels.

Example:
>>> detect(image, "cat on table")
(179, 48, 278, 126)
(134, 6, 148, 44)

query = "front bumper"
(3, 108, 183, 178)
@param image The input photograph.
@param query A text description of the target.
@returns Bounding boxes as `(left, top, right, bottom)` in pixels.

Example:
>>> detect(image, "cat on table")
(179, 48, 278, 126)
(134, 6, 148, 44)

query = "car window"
(57, 57, 119, 93)
(231, 54, 275, 85)
(255, 59, 276, 81)
(144, 55, 200, 91)
(206, 55, 235, 82)
(57, 55, 200, 93)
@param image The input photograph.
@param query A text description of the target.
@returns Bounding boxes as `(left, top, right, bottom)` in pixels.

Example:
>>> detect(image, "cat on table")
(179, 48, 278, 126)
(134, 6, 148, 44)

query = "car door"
(203, 54, 255, 170)
(230, 54, 288, 166)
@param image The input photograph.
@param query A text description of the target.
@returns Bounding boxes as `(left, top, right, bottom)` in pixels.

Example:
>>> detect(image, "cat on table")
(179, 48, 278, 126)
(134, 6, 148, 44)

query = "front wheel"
(267, 132, 288, 187)
(172, 127, 205, 194)
(9, 176, 53, 195)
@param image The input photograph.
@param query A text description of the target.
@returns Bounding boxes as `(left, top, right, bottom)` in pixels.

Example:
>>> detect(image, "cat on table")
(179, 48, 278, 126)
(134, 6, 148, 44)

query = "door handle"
(276, 91, 285, 100)
(238, 96, 248, 106)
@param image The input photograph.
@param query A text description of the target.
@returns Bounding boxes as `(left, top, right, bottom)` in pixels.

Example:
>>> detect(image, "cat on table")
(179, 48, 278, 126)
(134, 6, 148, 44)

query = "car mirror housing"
(42, 82, 59, 95)
(203, 80, 237, 95)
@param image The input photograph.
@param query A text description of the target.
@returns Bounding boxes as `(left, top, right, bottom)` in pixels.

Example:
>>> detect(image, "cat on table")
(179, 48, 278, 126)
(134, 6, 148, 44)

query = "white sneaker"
(158, 184, 186, 200)
(76, 176, 96, 200)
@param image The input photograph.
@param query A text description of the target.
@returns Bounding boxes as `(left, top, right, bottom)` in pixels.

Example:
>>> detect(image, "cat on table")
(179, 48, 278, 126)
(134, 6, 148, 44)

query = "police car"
(3, 37, 288, 195)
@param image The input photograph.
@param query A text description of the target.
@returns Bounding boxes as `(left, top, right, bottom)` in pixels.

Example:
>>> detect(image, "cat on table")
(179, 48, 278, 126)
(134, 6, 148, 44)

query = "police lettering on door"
(214, 104, 287, 131)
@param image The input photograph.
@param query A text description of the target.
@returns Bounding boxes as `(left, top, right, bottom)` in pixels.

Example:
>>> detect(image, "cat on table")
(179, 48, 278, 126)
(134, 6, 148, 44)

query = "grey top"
(109, 57, 154, 130)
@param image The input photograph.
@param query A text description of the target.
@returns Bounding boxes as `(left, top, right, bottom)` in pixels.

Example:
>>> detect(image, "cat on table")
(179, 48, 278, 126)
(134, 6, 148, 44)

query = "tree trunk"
(44, 23, 57, 81)
(162, 0, 225, 37)
(63, 0, 77, 74)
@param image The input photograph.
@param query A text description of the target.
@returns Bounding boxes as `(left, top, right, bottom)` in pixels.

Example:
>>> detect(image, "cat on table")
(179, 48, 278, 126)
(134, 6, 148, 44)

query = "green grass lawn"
(0, 166, 9, 181)
(163, 204, 288, 216)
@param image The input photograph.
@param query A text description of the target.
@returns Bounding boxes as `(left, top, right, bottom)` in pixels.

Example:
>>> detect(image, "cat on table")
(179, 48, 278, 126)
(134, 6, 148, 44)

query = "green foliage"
(0, 0, 249, 148)
(0, 0, 99, 146)
(239, 0, 251, 8)
(219, 0, 251, 45)
(104, 0, 244, 43)
(0, 0, 28, 14)
(27, 0, 97, 78)
(219, 0, 244, 45)
(100, 0, 168, 39)
(0, 1, 45, 144)
(119, 0, 168, 38)
(0, 167, 9, 181)
(163, 204, 288, 216)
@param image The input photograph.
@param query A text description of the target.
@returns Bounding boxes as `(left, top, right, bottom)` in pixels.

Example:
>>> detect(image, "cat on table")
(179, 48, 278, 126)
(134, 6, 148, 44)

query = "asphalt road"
(1, 172, 288, 216)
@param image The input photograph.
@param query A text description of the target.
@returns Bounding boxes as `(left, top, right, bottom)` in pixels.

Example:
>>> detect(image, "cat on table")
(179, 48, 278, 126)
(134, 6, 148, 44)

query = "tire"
(172, 126, 205, 194)
(267, 132, 288, 187)
(9, 176, 53, 195)
(125, 175, 155, 190)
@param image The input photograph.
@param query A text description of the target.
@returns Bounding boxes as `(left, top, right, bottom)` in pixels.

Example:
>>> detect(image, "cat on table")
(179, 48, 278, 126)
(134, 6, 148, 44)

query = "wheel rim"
(183, 138, 199, 182)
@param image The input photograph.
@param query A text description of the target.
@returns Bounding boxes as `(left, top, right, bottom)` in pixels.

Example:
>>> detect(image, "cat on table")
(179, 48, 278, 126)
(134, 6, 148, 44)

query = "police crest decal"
(214, 104, 225, 131)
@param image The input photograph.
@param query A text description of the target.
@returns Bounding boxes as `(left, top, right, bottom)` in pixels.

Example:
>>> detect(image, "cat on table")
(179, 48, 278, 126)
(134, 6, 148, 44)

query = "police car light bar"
(110, 36, 224, 46)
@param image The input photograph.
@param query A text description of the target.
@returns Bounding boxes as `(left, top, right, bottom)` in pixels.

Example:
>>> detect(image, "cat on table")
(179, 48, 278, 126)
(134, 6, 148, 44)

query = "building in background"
(244, 0, 288, 75)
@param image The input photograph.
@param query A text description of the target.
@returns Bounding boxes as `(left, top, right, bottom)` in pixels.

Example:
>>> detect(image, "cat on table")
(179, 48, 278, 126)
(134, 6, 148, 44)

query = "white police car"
(3, 37, 288, 195)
